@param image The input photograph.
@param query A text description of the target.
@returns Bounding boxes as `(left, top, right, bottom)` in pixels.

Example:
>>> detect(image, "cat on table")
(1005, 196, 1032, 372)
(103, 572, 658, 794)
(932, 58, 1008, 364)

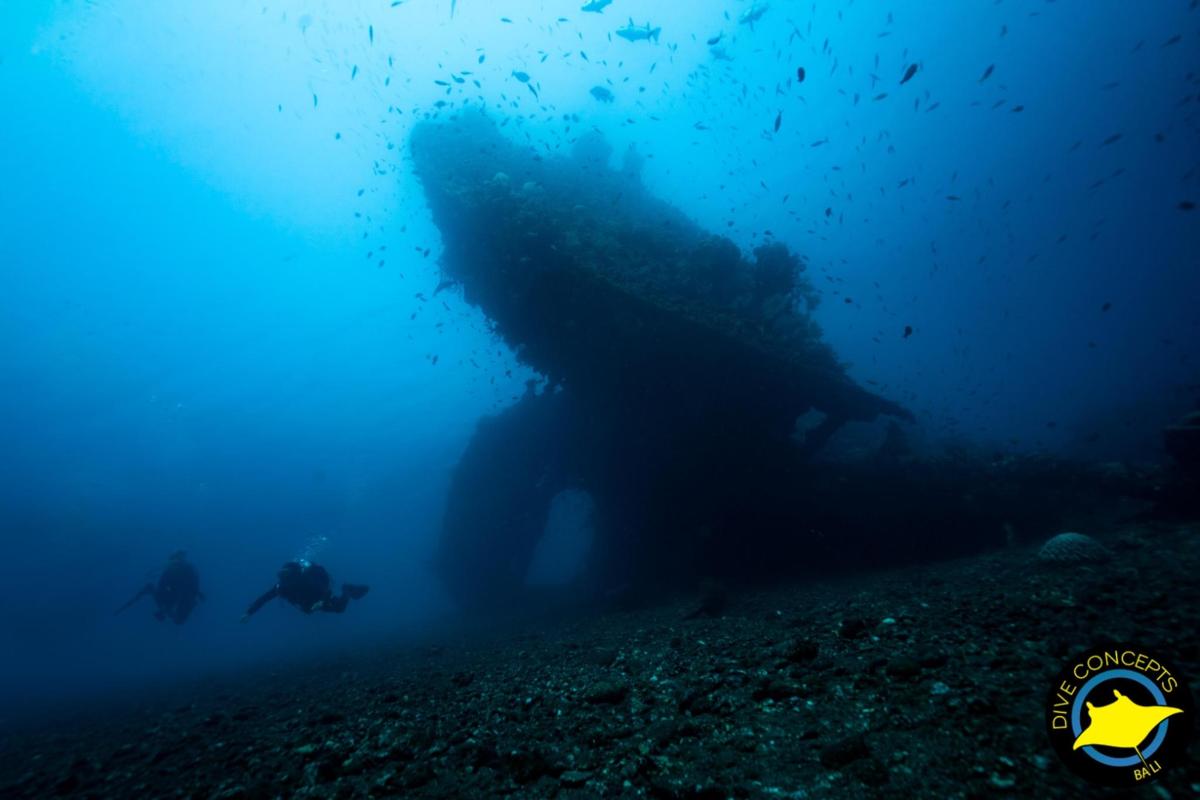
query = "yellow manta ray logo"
(1047, 645, 1194, 788)
(1073, 689, 1183, 765)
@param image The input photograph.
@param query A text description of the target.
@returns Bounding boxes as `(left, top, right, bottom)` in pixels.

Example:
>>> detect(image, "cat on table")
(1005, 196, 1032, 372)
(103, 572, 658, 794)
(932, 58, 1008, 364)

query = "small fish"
(1179, 200, 1196, 211)
(773, 110, 781, 132)
(512, 70, 531, 82)
(590, 85, 614, 102)
(899, 63, 918, 84)
(796, 66, 805, 83)
(581, 0, 612, 12)
(739, 3, 768, 26)
(979, 64, 994, 82)
(368, 25, 374, 44)
(1101, 302, 1112, 312)
(1100, 133, 1122, 146)
(903, 325, 913, 338)
(706, 32, 723, 46)
(616, 18, 660, 42)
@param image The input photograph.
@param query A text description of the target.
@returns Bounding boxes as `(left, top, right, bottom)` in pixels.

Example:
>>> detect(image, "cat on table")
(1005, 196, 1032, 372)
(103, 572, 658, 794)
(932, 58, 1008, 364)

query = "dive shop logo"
(1046, 645, 1193, 787)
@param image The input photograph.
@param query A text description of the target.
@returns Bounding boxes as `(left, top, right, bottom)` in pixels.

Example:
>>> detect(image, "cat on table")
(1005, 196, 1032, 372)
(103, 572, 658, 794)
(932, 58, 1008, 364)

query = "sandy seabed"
(3, 522, 1197, 799)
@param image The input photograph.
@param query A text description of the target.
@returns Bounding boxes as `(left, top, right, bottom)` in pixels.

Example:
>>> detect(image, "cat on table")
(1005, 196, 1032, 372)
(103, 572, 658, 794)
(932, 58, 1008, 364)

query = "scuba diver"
(115, 550, 204, 624)
(241, 561, 369, 622)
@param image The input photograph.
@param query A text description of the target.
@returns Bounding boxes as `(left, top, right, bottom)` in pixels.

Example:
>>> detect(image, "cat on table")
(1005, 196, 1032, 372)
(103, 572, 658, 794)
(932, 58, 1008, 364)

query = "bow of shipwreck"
(408, 112, 928, 607)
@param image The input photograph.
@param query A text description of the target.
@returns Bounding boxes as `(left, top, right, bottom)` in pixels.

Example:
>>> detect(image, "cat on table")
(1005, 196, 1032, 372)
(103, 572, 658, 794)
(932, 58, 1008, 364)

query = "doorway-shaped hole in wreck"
(524, 489, 596, 586)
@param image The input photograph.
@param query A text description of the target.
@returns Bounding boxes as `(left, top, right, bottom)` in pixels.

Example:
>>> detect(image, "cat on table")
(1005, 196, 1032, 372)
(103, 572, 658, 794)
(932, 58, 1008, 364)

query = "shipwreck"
(410, 113, 1153, 609)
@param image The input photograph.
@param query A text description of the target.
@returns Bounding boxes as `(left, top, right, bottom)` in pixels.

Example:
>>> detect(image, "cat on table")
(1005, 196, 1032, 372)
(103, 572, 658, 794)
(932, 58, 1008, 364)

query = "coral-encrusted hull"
(410, 112, 910, 431)
(412, 113, 917, 606)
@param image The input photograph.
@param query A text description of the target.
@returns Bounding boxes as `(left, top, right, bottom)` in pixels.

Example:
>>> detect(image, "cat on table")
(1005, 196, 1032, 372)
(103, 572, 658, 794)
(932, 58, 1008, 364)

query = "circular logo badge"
(1046, 645, 1193, 787)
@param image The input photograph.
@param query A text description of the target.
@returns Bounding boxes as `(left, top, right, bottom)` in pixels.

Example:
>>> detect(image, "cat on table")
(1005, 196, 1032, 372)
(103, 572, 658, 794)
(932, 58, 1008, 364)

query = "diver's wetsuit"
(116, 552, 203, 624)
(243, 561, 369, 619)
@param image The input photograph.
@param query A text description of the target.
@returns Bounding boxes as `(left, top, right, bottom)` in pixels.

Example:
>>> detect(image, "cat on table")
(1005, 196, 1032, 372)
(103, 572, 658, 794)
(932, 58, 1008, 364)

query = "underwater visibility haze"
(1, 1, 1199, 797)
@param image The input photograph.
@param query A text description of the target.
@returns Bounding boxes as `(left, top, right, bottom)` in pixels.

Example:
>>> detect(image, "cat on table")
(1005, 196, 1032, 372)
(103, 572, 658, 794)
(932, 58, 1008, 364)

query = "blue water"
(1, 1, 1196, 714)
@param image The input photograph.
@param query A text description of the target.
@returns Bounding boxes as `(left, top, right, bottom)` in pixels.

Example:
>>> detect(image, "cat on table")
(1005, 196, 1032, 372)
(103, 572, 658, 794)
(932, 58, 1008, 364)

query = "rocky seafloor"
(3, 523, 1197, 799)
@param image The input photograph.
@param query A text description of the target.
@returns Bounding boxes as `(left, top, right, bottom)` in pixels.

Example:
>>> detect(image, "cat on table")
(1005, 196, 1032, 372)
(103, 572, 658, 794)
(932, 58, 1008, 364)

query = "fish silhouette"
(1073, 689, 1182, 763)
